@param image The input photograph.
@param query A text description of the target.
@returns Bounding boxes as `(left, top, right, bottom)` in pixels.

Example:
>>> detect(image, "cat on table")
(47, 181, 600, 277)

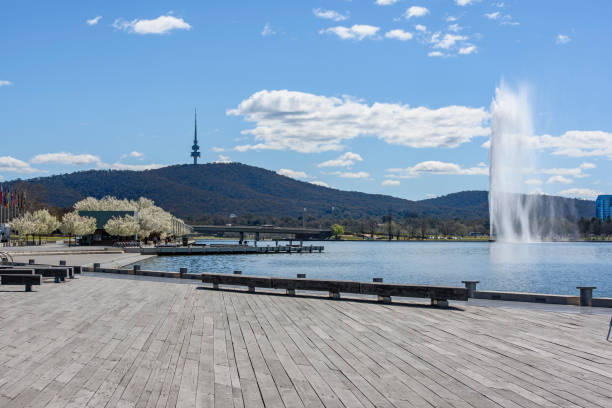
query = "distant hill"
(3, 163, 595, 221)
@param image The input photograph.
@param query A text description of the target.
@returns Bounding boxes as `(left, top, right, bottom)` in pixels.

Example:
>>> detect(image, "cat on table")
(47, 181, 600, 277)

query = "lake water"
(129, 241, 612, 297)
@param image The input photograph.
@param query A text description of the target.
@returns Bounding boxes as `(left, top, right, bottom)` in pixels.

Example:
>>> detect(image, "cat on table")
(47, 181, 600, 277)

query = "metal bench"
(0, 274, 42, 292)
(201, 272, 467, 307)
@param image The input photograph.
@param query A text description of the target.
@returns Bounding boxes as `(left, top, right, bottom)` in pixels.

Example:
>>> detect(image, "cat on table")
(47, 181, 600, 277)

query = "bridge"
(188, 225, 333, 242)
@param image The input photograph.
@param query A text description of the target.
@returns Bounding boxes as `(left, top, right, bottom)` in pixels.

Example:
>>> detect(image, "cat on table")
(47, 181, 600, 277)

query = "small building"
(77, 210, 138, 245)
(595, 195, 612, 220)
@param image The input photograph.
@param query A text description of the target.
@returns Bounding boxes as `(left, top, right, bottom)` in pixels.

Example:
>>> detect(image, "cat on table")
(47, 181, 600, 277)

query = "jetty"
(128, 244, 325, 256)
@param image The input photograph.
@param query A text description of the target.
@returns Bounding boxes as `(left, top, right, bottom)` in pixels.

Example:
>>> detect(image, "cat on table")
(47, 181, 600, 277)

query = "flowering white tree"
(32, 209, 60, 243)
(104, 214, 139, 238)
(9, 212, 37, 243)
(60, 212, 96, 246)
(73, 195, 185, 240)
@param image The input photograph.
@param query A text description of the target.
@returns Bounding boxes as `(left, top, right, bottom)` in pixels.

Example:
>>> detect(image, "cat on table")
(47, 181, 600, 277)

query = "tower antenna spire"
(190, 109, 201, 165)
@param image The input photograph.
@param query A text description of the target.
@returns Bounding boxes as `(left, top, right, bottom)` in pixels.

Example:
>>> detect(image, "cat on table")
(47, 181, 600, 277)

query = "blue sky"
(1, 0, 611, 200)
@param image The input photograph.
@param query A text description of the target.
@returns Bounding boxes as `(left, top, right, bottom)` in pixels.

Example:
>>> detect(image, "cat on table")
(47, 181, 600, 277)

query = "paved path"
(1, 275, 611, 407)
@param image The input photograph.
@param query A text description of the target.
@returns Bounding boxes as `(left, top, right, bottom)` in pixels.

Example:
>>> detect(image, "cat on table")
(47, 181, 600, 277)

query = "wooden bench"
(0, 267, 68, 283)
(0, 274, 42, 292)
(201, 272, 467, 307)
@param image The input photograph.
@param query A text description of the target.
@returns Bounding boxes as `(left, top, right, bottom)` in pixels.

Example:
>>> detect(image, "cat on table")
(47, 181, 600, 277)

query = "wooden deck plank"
(0, 275, 610, 408)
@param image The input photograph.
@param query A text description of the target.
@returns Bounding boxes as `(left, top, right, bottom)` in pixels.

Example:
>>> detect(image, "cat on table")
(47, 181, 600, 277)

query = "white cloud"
(213, 155, 232, 164)
(446, 16, 458, 22)
(448, 24, 461, 32)
(261, 23, 275, 37)
(458, 45, 477, 55)
(385, 29, 413, 41)
(428, 51, 445, 57)
(318, 152, 363, 168)
(535, 131, 612, 158)
(319, 24, 380, 40)
(485, 12, 500, 20)
(313, 8, 348, 22)
(456, 0, 477, 5)
(129, 151, 143, 158)
(0, 156, 38, 173)
(331, 171, 370, 179)
(404, 6, 429, 19)
(113, 15, 191, 35)
(525, 179, 542, 186)
(277, 168, 308, 179)
(0, 80, 12, 87)
(381, 180, 400, 186)
(556, 34, 570, 44)
(228, 90, 490, 153)
(415, 24, 427, 32)
(433, 34, 467, 49)
(557, 188, 600, 199)
(310, 180, 330, 187)
(547, 175, 573, 184)
(375, 0, 399, 5)
(481, 140, 491, 149)
(30, 152, 102, 165)
(540, 162, 595, 179)
(87, 16, 102, 26)
(108, 162, 165, 171)
(386, 161, 488, 178)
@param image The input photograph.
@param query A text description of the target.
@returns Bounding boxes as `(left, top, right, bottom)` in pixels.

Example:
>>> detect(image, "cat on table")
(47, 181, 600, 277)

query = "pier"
(129, 244, 324, 256)
(189, 225, 333, 241)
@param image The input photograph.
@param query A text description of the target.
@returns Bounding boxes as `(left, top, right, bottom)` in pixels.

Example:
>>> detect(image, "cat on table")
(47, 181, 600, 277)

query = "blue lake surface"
(130, 241, 612, 297)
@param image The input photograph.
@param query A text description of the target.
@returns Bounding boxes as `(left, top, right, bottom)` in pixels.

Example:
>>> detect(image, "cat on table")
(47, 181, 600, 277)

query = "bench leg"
(25, 284, 32, 292)
(329, 291, 340, 300)
(286, 289, 295, 296)
(378, 295, 392, 304)
(248, 286, 255, 293)
(431, 299, 449, 308)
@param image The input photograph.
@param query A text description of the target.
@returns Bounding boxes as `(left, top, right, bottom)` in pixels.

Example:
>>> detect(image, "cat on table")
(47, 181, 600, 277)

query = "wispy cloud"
(261, 23, 276, 37)
(310, 180, 330, 187)
(0, 156, 38, 173)
(319, 24, 380, 40)
(535, 130, 612, 158)
(458, 45, 477, 55)
(113, 15, 191, 35)
(30, 152, 102, 165)
(318, 152, 363, 168)
(277, 168, 308, 179)
(404, 6, 429, 19)
(213, 155, 232, 164)
(386, 161, 488, 178)
(0, 80, 12, 87)
(331, 171, 370, 179)
(456, 0, 477, 5)
(381, 180, 400, 186)
(557, 188, 600, 199)
(556, 34, 571, 44)
(228, 90, 490, 153)
(86, 16, 102, 26)
(375, 0, 399, 5)
(313, 8, 348, 22)
(385, 29, 413, 41)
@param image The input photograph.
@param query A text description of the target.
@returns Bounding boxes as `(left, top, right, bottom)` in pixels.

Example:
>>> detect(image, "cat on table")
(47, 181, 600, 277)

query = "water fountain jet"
(489, 82, 540, 242)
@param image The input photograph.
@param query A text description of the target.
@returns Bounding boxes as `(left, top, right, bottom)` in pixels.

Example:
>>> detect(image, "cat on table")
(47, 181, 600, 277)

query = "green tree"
(332, 224, 344, 239)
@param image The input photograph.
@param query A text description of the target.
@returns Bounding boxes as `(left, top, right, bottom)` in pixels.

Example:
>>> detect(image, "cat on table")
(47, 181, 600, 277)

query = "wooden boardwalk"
(0, 276, 611, 408)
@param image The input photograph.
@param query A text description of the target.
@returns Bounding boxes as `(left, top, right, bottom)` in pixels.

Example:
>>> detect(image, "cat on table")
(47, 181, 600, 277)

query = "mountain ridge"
(3, 163, 595, 221)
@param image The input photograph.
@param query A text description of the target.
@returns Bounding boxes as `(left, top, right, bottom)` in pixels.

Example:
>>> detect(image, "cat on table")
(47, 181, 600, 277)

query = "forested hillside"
(3, 163, 595, 223)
